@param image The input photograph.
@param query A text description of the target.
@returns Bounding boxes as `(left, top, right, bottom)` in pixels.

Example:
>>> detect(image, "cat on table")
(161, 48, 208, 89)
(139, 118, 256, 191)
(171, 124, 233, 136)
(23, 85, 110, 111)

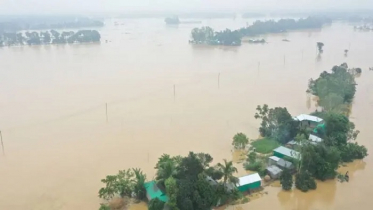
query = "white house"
(293, 114, 323, 128)
(309, 134, 323, 143)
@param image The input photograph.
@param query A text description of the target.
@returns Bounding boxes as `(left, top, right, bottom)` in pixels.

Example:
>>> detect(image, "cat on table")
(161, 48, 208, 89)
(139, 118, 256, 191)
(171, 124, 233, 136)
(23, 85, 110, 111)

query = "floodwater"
(0, 18, 372, 210)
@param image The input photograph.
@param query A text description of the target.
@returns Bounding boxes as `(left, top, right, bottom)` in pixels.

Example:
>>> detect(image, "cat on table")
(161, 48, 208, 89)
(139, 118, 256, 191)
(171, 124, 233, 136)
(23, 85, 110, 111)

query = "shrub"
(148, 198, 165, 210)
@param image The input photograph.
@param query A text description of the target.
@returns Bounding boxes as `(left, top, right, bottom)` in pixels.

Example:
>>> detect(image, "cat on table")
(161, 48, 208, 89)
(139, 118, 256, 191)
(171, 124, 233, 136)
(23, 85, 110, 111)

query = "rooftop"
(309, 134, 323, 142)
(267, 165, 283, 175)
(274, 146, 300, 159)
(293, 114, 323, 123)
(237, 173, 261, 186)
(269, 156, 280, 162)
(277, 159, 294, 169)
(144, 181, 168, 202)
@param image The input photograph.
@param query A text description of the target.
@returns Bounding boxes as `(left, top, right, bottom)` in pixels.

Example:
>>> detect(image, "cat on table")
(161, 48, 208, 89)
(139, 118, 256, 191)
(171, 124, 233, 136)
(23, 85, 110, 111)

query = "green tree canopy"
(232, 133, 249, 149)
(255, 104, 298, 144)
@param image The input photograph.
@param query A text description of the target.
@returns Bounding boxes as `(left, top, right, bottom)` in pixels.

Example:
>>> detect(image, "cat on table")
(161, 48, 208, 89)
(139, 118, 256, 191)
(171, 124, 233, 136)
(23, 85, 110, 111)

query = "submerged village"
(97, 20, 369, 209)
(1, 12, 372, 210)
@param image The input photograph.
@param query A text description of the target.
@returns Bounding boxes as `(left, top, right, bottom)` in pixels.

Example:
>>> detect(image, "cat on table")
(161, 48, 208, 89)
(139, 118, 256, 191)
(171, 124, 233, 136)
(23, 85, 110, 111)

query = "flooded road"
(0, 18, 372, 210)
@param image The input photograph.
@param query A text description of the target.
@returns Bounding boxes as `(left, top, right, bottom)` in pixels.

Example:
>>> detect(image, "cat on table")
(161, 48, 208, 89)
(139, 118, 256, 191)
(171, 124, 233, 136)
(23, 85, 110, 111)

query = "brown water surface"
(0, 19, 372, 210)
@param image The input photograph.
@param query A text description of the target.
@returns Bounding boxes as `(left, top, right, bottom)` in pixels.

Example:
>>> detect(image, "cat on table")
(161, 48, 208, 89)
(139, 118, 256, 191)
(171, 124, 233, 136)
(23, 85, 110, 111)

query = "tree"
(98, 169, 134, 200)
(155, 159, 178, 187)
(340, 142, 368, 162)
(295, 171, 316, 192)
(247, 151, 257, 163)
(232, 133, 249, 149)
(176, 152, 204, 180)
(280, 169, 293, 191)
(300, 144, 340, 180)
(324, 112, 350, 146)
(317, 42, 324, 53)
(165, 177, 179, 210)
(148, 198, 165, 210)
(132, 168, 147, 200)
(255, 104, 298, 144)
(344, 49, 348, 56)
(217, 159, 238, 185)
(99, 203, 111, 210)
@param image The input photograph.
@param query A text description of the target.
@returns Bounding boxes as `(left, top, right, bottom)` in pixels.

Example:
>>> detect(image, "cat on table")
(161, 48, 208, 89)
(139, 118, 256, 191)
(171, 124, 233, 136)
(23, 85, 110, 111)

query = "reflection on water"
(0, 19, 373, 210)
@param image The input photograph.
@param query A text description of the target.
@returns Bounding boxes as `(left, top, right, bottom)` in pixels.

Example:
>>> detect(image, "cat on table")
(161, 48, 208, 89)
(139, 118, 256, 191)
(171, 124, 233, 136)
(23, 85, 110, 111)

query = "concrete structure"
(237, 173, 262, 192)
(273, 146, 300, 160)
(267, 165, 283, 179)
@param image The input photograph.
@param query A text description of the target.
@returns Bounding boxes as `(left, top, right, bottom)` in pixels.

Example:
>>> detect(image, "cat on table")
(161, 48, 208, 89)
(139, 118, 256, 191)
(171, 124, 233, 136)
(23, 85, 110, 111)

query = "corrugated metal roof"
(144, 181, 168, 202)
(309, 134, 323, 142)
(238, 173, 261, 186)
(277, 159, 294, 169)
(267, 165, 283, 175)
(274, 146, 300, 159)
(293, 114, 323, 123)
(269, 156, 280, 162)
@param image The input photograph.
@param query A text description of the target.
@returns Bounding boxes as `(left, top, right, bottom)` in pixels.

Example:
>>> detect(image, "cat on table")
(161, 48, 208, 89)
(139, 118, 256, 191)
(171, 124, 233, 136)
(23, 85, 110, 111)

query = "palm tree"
(217, 159, 239, 185)
(155, 160, 178, 187)
(132, 168, 147, 200)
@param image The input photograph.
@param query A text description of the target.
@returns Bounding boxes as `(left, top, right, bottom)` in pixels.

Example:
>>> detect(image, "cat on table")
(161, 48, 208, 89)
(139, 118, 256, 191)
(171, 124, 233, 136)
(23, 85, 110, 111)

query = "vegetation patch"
(251, 138, 280, 154)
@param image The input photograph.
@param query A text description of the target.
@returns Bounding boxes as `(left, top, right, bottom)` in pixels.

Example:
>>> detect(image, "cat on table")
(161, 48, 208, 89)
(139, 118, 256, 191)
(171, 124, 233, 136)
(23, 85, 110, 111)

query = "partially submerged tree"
(295, 171, 317, 192)
(317, 42, 324, 53)
(254, 104, 298, 144)
(280, 169, 293, 191)
(98, 169, 135, 200)
(232, 133, 249, 149)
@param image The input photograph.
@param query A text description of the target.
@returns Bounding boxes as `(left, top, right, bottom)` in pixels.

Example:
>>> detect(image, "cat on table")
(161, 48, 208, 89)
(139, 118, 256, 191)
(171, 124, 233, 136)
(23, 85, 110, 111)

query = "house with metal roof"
(236, 173, 262, 192)
(267, 165, 283, 179)
(309, 134, 323, 143)
(294, 114, 323, 128)
(277, 158, 294, 170)
(273, 146, 300, 160)
(144, 181, 169, 202)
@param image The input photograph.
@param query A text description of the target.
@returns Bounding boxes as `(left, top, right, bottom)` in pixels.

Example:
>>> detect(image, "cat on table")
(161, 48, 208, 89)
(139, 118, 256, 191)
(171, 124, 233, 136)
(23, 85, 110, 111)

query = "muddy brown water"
(0, 18, 372, 210)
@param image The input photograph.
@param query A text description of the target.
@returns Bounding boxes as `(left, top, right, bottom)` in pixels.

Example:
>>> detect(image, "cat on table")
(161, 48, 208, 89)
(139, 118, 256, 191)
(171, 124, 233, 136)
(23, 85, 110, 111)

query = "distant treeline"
(190, 16, 331, 46)
(0, 16, 104, 33)
(0, 30, 101, 47)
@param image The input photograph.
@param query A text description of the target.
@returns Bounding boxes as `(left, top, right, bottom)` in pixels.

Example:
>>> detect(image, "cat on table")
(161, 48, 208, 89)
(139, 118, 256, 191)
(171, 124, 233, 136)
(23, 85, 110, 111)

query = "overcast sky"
(0, 0, 372, 14)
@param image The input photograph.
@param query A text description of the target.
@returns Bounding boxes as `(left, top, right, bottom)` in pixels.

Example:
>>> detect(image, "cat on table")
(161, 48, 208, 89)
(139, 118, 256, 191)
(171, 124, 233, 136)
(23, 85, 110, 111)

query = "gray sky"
(0, 0, 372, 14)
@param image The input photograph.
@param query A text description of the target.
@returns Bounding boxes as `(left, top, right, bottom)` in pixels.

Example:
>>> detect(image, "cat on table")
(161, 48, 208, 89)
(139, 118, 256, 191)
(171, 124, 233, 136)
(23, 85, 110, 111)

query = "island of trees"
(190, 17, 331, 46)
(0, 30, 101, 47)
(97, 64, 368, 210)
(0, 15, 104, 32)
(240, 63, 367, 192)
(98, 153, 244, 210)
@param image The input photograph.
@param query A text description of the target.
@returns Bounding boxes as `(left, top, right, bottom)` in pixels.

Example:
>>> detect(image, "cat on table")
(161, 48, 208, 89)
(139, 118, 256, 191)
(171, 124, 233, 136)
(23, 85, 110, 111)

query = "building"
(294, 114, 323, 128)
(309, 134, 323, 143)
(268, 156, 280, 166)
(144, 181, 168, 203)
(273, 146, 300, 160)
(277, 158, 294, 170)
(266, 165, 283, 179)
(236, 173, 262, 192)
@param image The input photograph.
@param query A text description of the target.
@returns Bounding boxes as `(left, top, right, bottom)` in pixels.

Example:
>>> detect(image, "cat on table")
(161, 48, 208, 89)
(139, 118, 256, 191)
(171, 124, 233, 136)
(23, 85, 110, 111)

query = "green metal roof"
(144, 181, 169, 202)
(273, 146, 300, 159)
